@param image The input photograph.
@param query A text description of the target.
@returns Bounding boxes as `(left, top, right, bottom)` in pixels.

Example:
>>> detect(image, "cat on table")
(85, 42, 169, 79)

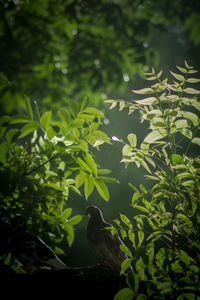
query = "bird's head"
(84, 205, 103, 219)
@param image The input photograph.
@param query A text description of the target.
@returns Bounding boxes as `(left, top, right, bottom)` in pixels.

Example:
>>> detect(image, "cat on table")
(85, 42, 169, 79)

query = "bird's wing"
(91, 223, 128, 270)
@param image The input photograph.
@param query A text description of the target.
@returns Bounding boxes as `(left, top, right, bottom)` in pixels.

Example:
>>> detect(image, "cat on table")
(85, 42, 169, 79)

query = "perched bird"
(85, 205, 131, 272)
(8, 216, 67, 272)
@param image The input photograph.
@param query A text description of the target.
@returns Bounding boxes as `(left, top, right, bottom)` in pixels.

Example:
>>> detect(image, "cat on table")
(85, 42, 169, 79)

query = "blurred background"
(1, 0, 200, 267)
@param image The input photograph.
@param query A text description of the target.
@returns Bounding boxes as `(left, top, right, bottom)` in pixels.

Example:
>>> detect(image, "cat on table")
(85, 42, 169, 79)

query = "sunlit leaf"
(67, 215, 82, 225)
(176, 65, 187, 73)
(84, 107, 104, 118)
(19, 122, 38, 138)
(170, 71, 185, 81)
(184, 87, 200, 94)
(144, 129, 167, 143)
(120, 244, 133, 258)
(132, 88, 155, 94)
(84, 153, 97, 177)
(134, 205, 149, 214)
(138, 231, 144, 246)
(64, 224, 74, 247)
(84, 174, 94, 200)
(191, 137, 200, 146)
(120, 214, 133, 229)
(58, 108, 70, 125)
(120, 258, 133, 275)
(40, 111, 52, 131)
(127, 133, 137, 147)
(186, 78, 200, 83)
(133, 97, 157, 105)
(179, 111, 199, 126)
(61, 208, 72, 219)
(171, 154, 184, 165)
(94, 179, 109, 201)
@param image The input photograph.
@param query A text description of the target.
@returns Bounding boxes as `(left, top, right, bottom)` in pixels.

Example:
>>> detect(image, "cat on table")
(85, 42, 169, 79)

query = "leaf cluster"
(106, 61, 200, 299)
(0, 95, 117, 271)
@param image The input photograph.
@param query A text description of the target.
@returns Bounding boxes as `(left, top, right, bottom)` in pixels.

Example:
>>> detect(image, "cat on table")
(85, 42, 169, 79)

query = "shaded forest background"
(0, 0, 200, 268)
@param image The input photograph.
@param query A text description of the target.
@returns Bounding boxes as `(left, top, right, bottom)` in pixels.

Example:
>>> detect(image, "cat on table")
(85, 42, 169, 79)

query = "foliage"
(106, 61, 200, 299)
(1, 0, 200, 112)
(0, 95, 117, 272)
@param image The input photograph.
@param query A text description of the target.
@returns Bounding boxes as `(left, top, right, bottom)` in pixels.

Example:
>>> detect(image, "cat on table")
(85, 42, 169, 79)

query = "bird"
(8, 216, 67, 272)
(85, 205, 131, 272)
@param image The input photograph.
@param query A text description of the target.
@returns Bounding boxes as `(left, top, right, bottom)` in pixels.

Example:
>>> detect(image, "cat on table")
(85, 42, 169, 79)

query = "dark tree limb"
(2, 264, 127, 299)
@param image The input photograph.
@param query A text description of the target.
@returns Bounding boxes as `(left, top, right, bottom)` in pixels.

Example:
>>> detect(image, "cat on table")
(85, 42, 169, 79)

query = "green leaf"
(179, 111, 199, 126)
(120, 258, 133, 274)
(132, 192, 140, 205)
(171, 262, 183, 273)
(178, 250, 191, 266)
(94, 179, 109, 201)
(114, 288, 135, 300)
(104, 100, 118, 110)
(186, 78, 200, 83)
(127, 133, 137, 147)
(64, 224, 74, 247)
(47, 126, 56, 140)
(157, 281, 172, 291)
(77, 157, 92, 173)
(58, 108, 70, 125)
(134, 97, 157, 105)
(179, 128, 193, 139)
(176, 65, 188, 73)
(132, 88, 155, 94)
(19, 122, 38, 138)
(126, 270, 139, 292)
(134, 205, 149, 214)
(61, 208, 72, 219)
(147, 231, 165, 242)
(6, 129, 20, 143)
(81, 95, 89, 111)
(96, 176, 119, 183)
(120, 214, 133, 229)
(10, 115, 31, 124)
(69, 101, 79, 117)
(142, 160, 151, 173)
(0, 143, 9, 164)
(40, 111, 52, 131)
(184, 88, 200, 94)
(24, 95, 33, 120)
(138, 231, 144, 246)
(171, 154, 183, 165)
(120, 245, 133, 258)
(191, 137, 200, 146)
(144, 129, 167, 143)
(84, 153, 97, 177)
(67, 215, 82, 225)
(84, 107, 104, 118)
(84, 174, 94, 200)
(170, 71, 185, 81)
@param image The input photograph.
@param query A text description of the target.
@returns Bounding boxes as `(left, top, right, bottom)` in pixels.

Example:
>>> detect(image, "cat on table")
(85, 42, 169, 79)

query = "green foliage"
(1, 0, 200, 112)
(0, 95, 116, 271)
(106, 61, 200, 299)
